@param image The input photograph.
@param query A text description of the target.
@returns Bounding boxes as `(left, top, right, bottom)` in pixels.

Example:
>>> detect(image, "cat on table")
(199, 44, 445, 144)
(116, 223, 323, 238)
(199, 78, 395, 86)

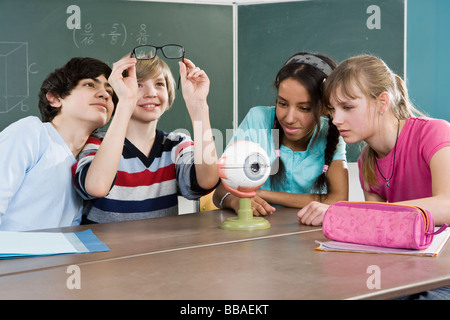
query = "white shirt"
(0, 116, 82, 231)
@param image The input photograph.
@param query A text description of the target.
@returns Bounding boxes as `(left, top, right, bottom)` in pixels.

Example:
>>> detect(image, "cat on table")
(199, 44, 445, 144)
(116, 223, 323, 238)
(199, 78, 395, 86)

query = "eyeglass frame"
(130, 44, 185, 89)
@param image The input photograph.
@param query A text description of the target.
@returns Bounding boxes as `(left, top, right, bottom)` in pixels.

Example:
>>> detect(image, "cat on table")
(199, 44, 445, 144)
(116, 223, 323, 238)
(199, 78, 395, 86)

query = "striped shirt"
(72, 129, 211, 223)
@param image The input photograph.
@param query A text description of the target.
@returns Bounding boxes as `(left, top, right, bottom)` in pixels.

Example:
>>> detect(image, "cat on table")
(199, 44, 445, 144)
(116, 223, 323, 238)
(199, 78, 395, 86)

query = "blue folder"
(0, 229, 110, 259)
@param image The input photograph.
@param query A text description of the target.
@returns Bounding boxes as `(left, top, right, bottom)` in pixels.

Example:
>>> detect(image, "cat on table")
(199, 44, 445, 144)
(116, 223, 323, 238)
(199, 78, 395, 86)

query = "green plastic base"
(220, 198, 271, 230)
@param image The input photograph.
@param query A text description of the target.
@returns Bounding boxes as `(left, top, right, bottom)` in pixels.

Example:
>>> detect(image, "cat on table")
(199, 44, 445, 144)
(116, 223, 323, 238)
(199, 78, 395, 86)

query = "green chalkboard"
(0, 0, 233, 140)
(237, 0, 405, 161)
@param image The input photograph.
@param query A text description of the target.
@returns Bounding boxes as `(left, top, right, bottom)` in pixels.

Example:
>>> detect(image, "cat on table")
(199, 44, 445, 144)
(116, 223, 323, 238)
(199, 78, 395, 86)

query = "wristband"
(219, 192, 231, 209)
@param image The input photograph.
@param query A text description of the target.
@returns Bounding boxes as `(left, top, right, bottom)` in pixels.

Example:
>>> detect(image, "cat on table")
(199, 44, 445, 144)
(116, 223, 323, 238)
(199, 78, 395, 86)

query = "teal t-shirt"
(227, 106, 347, 194)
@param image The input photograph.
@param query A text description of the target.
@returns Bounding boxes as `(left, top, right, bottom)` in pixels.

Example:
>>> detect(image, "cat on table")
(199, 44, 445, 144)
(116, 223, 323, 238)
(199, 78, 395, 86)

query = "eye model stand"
(220, 197, 270, 230)
(217, 140, 271, 230)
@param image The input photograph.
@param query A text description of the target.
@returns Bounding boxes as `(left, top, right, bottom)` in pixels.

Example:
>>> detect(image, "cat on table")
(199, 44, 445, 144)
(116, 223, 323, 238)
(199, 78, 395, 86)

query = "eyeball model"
(218, 140, 271, 198)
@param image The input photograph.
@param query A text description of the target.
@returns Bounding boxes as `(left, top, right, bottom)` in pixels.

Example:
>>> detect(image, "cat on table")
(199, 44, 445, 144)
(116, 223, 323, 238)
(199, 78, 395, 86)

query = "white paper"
(0, 231, 79, 256)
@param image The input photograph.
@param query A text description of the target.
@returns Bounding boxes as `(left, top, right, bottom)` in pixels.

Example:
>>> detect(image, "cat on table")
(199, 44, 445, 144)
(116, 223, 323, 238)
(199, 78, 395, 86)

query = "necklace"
(374, 120, 400, 188)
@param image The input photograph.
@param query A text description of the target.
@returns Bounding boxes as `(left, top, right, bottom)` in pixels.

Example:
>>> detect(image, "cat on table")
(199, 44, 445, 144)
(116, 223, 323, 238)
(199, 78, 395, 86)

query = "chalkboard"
(0, 0, 234, 141)
(237, 0, 405, 161)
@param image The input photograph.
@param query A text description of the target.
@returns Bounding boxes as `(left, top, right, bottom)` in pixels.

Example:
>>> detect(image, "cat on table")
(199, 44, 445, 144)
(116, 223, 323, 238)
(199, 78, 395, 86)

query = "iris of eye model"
(218, 140, 270, 198)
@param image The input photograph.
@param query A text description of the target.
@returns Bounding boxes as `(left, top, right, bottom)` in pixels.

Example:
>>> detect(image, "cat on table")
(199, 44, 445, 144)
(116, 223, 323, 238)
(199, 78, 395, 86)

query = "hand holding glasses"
(130, 44, 185, 89)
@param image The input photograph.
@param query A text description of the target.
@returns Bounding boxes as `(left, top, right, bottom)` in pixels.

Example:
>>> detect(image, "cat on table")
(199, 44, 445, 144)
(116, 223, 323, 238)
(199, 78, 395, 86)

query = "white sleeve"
(0, 117, 46, 222)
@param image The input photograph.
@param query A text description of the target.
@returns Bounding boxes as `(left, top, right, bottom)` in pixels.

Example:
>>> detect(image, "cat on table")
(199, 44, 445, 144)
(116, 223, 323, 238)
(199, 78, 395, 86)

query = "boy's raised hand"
(179, 58, 218, 190)
(108, 57, 138, 115)
(83, 57, 138, 198)
(179, 58, 210, 109)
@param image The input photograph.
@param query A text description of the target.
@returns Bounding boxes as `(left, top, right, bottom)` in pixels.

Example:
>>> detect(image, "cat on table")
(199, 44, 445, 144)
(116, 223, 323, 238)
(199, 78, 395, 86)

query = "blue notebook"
(0, 229, 109, 259)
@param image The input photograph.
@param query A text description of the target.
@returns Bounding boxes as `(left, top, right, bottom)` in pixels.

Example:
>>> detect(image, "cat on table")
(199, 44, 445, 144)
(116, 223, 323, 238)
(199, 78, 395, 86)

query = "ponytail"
(393, 74, 425, 119)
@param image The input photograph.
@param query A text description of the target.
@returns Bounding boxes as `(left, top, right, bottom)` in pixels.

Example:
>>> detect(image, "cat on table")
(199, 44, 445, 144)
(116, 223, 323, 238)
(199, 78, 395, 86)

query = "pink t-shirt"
(358, 117, 450, 202)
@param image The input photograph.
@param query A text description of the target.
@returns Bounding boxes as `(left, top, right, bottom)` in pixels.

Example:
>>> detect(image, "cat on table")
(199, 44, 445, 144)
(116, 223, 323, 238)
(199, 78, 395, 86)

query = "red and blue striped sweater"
(72, 129, 212, 223)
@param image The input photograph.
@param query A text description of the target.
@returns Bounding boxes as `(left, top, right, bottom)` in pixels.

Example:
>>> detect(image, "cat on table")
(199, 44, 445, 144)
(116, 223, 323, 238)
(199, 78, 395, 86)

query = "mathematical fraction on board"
(73, 22, 130, 48)
(72, 22, 156, 48)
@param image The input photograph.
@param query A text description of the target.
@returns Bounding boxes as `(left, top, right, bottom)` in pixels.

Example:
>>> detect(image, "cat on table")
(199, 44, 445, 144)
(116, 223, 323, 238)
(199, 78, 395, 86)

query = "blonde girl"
(298, 54, 450, 228)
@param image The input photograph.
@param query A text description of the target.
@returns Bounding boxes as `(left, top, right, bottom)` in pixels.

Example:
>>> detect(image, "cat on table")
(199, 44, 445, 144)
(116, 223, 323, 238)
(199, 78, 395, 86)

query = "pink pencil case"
(322, 201, 448, 250)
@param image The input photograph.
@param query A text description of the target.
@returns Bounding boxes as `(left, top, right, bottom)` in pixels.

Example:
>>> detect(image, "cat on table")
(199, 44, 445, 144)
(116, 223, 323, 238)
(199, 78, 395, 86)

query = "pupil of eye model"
(250, 163, 260, 173)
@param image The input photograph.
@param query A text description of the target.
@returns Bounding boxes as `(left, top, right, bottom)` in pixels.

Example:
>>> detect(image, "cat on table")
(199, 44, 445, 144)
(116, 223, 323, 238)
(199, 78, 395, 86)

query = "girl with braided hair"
(213, 52, 348, 225)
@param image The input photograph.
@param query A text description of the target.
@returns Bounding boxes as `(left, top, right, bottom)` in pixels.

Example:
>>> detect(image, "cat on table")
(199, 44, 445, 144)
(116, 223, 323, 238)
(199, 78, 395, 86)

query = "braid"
(311, 116, 340, 198)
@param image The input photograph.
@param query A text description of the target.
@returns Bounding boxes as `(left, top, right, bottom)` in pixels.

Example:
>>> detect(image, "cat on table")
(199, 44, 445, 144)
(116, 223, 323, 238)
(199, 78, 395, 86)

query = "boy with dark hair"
(0, 57, 116, 231)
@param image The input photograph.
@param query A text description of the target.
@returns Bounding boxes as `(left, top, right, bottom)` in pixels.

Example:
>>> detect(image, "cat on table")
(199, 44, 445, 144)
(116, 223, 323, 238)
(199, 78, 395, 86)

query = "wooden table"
(1, 208, 450, 300)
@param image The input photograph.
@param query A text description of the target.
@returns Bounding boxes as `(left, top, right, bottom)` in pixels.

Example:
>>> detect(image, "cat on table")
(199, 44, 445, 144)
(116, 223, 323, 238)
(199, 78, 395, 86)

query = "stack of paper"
(315, 228, 450, 257)
(0, 229, 109, 259)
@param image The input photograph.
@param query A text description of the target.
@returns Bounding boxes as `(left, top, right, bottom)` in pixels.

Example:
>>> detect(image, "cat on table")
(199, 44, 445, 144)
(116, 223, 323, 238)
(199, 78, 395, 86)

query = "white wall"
(348, 162, 364, 202)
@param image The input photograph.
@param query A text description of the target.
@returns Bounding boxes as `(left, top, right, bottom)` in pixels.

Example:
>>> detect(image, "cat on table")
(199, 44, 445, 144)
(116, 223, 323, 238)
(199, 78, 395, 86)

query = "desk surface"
(0, 208, 310, 276)
(1, 209, 450, 300)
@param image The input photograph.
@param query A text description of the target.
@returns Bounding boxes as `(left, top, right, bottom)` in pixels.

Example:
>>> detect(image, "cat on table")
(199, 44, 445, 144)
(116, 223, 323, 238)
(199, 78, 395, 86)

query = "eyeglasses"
(131, 44, 185, 89)
(131, 44, 185, 60)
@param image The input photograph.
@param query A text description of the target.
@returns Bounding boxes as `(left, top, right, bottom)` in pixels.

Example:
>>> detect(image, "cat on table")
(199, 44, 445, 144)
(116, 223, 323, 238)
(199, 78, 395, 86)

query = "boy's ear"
(46, 92, 62, 108)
